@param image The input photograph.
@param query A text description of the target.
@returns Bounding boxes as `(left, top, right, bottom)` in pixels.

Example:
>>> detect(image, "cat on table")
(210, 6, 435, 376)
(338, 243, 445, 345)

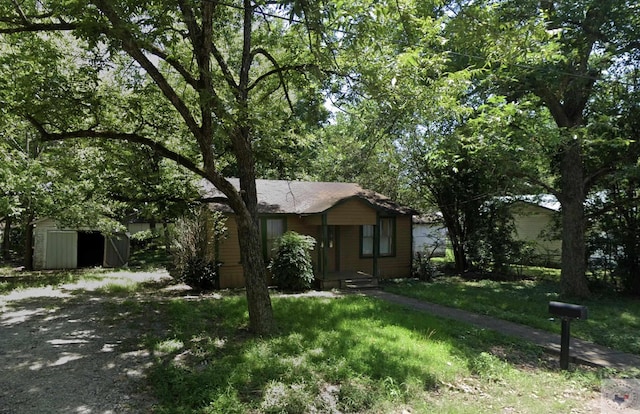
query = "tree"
(443, 0, 640, 296)
(402, 98, 534, 274)
(1, 1, 332, 333)
(313, 0, 534, 272)
(584, 68, 640, 294)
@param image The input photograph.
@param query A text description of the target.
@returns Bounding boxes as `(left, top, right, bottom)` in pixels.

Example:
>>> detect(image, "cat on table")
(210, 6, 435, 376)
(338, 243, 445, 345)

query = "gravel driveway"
(0, 270, 174, 414)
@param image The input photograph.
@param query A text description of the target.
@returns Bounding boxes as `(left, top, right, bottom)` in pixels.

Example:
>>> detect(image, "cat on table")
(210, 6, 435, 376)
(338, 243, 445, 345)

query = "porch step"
(341, 277, 379, 290)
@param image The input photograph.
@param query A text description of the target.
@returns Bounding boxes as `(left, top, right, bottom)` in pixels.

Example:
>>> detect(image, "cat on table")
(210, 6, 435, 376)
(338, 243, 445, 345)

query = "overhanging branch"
(31, 122, 206, 180)
(0, 22, 76, 33)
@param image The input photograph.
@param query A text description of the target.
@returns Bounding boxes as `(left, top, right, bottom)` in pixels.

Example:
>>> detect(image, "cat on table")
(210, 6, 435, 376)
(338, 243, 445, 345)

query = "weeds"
(143, 294, 600, 413)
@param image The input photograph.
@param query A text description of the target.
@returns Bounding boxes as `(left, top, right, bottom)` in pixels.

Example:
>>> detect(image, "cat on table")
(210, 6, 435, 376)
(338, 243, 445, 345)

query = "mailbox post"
(548, 301, 588, 370)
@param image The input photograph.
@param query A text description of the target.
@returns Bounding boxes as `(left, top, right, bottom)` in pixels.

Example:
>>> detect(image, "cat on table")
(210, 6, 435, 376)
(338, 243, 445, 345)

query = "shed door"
(45, 230, 78, 269)
(104, 233, 130, 267)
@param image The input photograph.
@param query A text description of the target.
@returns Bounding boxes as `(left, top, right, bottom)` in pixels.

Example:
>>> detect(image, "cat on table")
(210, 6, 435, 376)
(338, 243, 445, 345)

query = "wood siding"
(335, 225, 374, 274)
(377, 216, 412, 278)
(327, 199, 378, 225)
(215, 211, 413, 288)
(217, 215, 244, 288)
(303, 199, 377, 226)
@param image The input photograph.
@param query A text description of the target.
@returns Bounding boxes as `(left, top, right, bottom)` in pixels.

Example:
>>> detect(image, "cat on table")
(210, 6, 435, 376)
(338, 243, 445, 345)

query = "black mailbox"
(548, 301, 588, 320)
(548, 301, 588, 370)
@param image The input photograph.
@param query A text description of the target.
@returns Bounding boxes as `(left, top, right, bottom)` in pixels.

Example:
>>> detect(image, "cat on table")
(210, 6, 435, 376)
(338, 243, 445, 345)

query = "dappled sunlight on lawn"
(0, 270, 170, 412)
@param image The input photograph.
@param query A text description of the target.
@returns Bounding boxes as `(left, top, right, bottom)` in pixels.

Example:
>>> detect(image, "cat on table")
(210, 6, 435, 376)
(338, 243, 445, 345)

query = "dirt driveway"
(0, 270, 175, 414)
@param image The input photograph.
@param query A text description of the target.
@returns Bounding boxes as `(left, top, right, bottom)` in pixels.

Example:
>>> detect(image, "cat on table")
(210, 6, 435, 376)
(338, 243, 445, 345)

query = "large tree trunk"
(224, 121, 276, 335)
(452, 241, 467, 273)
(235, 208, 275, 335)
(558, 140, 590, 297)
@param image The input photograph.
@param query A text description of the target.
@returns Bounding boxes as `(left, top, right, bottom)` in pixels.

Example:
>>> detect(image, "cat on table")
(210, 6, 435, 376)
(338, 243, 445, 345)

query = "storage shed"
(32, 218, 130, 270)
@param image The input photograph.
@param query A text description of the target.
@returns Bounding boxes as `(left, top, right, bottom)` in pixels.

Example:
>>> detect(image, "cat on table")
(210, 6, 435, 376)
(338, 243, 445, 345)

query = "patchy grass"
(384, 276, 640, 355)
(0, 266, 174, 297)
(0, 267, 105, 294)
(0, 267, 611, 412)
(140, 293, 601, 413)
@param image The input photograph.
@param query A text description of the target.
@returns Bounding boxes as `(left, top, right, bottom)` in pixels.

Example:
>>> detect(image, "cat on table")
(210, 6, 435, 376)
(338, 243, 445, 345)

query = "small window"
(361, 225, 374, 257)
(264, 218, 286, 259)
(360, 217, 395, 257)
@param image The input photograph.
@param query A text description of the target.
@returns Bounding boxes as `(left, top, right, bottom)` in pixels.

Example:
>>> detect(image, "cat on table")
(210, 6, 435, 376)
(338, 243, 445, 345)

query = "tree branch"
(11, 0, 30, 24)
(211, 41, 240, 97)
(0, 22, 77, 33)
(144, 44, 199, 89)
(90, 0, 203, 142)
(30, 121, 206, 180)
(249, 48, 295, 111)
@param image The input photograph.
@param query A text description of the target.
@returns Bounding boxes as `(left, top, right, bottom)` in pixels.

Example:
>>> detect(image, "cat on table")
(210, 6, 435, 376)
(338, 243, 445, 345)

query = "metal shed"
(32, 218, 130, 270)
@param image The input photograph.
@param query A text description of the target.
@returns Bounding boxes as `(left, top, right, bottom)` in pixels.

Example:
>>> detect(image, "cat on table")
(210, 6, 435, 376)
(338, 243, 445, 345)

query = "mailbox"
(548, 301, 588, 320)
(548, 301, 588, 370)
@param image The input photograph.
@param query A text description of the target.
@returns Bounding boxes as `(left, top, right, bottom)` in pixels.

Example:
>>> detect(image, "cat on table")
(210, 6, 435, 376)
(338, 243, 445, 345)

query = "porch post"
(322, 213, 328, 280)
(373, 213, 379, 277)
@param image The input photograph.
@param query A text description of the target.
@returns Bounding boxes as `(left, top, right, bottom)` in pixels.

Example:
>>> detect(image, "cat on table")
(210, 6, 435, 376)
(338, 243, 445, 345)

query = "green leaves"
(269, 231, 316, 292)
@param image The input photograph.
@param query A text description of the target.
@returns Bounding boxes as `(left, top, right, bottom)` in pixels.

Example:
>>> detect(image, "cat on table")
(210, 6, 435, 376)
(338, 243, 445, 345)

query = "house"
(506, 195, 562, 266)
(201, 179, 417, 289)
(412, 214, 447, 257)
(32, 218, 130, 270)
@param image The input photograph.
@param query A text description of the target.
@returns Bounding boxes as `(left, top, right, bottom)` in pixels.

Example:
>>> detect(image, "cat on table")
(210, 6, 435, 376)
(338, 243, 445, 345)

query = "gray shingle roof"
(200, 178, 416, 215)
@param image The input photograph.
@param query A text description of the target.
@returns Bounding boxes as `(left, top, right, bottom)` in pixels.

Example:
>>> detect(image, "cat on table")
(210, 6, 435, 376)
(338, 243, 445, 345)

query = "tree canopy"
(0, 0, 339, 333)
(1, 0, 639, 308)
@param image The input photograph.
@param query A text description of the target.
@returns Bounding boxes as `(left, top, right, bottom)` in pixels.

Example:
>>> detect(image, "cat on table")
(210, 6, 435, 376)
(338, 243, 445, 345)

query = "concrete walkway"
(362, 290, 640, 371)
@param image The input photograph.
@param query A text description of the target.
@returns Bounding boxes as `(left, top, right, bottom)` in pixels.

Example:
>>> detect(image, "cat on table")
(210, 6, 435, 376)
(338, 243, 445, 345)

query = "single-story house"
(32, 218, 130, 270)
(201, 179, 417, 289)
(506, 195, 562, 266)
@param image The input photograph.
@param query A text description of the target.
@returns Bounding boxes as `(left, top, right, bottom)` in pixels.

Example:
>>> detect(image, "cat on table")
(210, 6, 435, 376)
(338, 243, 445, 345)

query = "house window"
(361, 225, 374, 256)
(360, 217, 396, 257)
(263, 218, 286, 259)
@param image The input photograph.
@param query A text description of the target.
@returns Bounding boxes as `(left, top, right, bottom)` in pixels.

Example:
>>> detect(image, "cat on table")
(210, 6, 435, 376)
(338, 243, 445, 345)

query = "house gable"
(303, 198, 378, 226)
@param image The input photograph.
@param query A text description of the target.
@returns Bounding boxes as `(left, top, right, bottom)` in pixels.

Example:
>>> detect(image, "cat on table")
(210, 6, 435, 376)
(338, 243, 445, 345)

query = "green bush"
(269, 231, 316, 292)
(180, 257, 220, 291)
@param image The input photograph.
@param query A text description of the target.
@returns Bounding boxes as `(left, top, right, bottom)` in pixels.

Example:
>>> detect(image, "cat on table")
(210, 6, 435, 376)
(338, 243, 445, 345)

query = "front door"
(326, 225, 339, 273)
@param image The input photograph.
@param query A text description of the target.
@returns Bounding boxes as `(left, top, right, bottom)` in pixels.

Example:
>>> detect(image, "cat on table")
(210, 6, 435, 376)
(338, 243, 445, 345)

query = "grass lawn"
(383, 271, 640, 356)
(122, 293, 603, 413)
(0, 266, 610, 412)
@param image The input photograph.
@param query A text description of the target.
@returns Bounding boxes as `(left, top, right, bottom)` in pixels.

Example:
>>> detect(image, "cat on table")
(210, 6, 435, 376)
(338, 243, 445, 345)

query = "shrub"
(412, 248, 439, 281)
(269, 231, 316, 292)
(181, 257, 220, 291)
(170, 206, 226, 290)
